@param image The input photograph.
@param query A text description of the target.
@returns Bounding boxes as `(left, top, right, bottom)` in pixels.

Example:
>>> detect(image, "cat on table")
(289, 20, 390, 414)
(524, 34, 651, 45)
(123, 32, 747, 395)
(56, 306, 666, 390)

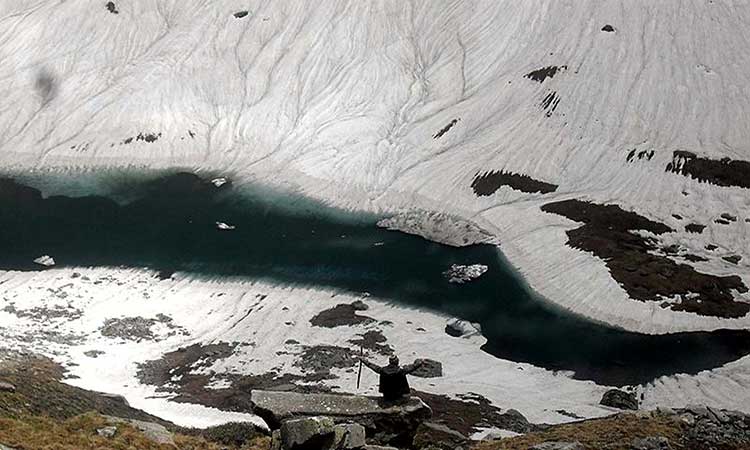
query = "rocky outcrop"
(412, 422, 467, 449)
(630, 436, 671, 450)
(530, 443, 583, 450)
(280, 416, 336, 450)
(444, 319, 481, 338)
(0, 381, 16, 393)
(600, 389, 639, 410)
(252, 390, 431, 446)
(103, 416, 175, 446)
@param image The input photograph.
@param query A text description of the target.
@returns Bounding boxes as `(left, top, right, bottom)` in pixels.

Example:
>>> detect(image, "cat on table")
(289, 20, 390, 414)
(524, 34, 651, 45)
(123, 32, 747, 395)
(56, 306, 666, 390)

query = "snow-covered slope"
(2, 0, 750, 429)
(2, 0, 749, 332)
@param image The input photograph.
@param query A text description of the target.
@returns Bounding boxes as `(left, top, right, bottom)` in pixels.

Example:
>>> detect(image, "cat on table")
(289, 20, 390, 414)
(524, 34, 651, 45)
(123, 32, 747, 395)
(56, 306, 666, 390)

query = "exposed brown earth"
(471, 171, 558, 196)
(542, 200, 749, 318)
(667, 150, 750, 189)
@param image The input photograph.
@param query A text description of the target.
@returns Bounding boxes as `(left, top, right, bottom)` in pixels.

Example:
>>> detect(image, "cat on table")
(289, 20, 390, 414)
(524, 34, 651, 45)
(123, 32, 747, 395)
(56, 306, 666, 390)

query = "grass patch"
(0, 413, 270, 450)
(472, 413, 685, 450)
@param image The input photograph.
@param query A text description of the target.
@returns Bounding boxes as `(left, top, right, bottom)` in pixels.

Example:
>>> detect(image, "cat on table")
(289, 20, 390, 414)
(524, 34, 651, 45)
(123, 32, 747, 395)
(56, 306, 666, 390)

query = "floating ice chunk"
(442, 263, 488, 284)
(33, 255, 55, 267)
(216, 221, 236, 230)
(211, 177, 228, 188)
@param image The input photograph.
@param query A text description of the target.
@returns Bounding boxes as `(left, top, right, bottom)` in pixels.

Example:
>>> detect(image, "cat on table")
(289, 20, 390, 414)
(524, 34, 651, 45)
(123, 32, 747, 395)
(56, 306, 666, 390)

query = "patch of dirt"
(541, 91, 561, 117)
(415, 390, 543, 436)
(524, 65, 567, 83)
(348, 330, 393, 356)
(667, 150, 750, 189)
(542, 199, 749, 318)
(99, 314, 187, 342)
(433, 118, 460, 139)
(135, 342, 330, 413)
(310, 303, 375, 328)
(685, 223, 706, 233)
(471, 171, 558, 196)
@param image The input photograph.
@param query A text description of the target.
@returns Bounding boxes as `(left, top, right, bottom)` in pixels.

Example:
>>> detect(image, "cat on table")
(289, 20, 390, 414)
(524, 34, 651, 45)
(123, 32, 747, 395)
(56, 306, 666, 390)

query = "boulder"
(600, 389, 638, 410)
(531, 442, 584, 450)
(270, 430, 282, 450)
(103, 416, 175, 446)
(0, 382, 16, 393)
(280, 416, 335, 450)
(252, 390, 431, 446)
(0, 444, 18, 450)
(444, 319, 480, 338)
(412, 422, 467, 449)
(410, 359, 442, 378)
(364, 447, 399, 450)
(333, 423, 366, 449)
(497, 409, 535, 433)
(97, 426, 118, 438)
(630, 436, 672, 450)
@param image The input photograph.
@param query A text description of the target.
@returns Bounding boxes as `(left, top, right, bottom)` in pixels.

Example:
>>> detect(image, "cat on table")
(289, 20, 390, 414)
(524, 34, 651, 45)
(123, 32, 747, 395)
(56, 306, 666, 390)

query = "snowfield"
(1, 0, 750, 429)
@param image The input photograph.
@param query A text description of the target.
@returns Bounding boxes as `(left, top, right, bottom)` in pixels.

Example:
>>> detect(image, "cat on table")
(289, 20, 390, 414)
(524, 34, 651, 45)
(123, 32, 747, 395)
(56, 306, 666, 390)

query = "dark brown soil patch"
(471, 171, 558, 196)
(135, 343, 329, 413)
(667, 151, 750, 189)
(723, 255, 742, 265)
(541, 91, 561, 117)
(433, 118, 460, 139)
(348, 330, 393, 355)
(310, 303, 375, 328)
(685, 223, 706, 233)
(524, 66, 567, 83)
(542, 199, 749, 318)
(415, 391, 543, 436)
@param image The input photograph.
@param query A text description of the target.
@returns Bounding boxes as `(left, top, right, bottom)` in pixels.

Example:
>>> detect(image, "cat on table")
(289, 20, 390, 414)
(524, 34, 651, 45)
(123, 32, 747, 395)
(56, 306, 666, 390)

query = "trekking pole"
(356, 345, 363, 390)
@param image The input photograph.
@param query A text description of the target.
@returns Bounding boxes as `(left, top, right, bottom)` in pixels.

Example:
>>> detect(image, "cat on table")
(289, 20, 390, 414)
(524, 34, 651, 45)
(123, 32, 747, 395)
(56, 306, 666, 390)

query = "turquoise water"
(1, 170, 749, 386)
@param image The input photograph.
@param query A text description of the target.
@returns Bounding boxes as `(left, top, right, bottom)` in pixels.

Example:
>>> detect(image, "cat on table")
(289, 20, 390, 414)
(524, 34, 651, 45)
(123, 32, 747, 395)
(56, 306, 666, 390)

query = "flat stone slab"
(251, 390, 431, 445)
(252, 390, 429, 422)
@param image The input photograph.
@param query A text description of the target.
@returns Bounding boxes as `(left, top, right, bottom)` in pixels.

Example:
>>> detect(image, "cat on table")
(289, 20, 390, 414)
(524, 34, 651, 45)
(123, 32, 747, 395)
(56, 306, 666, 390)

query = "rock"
(531, 442, 583, 450)
(97, 426, 118, 438)
(444, 319, 480, 338)
(0, 444, 18, 450)
(412, 422, 467, 449)
(103, 416, 175, 446)
(270, 430, 282, 450)
(600, 389, 639, 410)
(0, 382, 16, 393)
(411, 359, 442, 378)
(252, 390, 431, 445)
(497, 409, 535, 433)
(656, 406, 675, 416)
(280, 416, 335, 450)
(707, 406, 730, 423)
(364, 447, 399, 450)
(332, 423, 366, 449)
(630, 436, 671, 450)
(685, 404, 710, 418)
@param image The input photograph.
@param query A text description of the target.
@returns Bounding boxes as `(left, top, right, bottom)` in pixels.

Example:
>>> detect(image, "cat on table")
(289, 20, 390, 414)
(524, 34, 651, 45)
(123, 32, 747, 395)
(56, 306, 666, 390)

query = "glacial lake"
(1, 170, 749, 386)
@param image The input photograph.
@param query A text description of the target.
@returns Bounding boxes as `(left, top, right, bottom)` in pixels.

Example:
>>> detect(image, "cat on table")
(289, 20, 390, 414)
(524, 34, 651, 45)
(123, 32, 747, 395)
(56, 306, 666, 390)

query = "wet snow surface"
(1, 171, 749, 388)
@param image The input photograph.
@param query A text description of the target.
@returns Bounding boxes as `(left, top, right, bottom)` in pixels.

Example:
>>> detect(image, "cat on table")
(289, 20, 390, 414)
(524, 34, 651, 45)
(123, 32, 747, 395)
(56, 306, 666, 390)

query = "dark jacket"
(362, 359, 423, 401)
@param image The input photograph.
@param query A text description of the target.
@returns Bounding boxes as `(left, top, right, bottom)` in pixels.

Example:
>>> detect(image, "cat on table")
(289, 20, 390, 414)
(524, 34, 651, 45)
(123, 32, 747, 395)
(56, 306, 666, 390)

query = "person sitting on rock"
(360, 355, 423, 402)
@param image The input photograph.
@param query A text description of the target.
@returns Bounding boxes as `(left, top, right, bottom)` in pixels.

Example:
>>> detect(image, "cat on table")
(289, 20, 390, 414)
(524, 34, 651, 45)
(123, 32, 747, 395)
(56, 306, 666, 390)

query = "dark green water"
(1, 171, 749, 386)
